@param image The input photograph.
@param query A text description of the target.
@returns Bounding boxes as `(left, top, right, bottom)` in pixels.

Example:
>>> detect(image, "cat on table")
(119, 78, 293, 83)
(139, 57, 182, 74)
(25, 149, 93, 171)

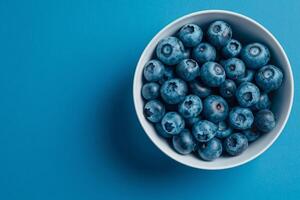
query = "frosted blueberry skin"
(254, 109, 276, 133)
(178, 95, 203, 118)
(176, 59, 200, 81)
(200, 62, 226, 87)
(158, 66, 175, 85)
(186, 116, 202, 127)
(155, 123, 171, 138)
(189, 79, 212, 98)
(203, 95, 229, 123)
(172, 129, 196, 154)
(178, 24, 203, 47)
(198, 138, 223, 161)
(236, 69, 255, 84)
(219, 79, 237, 98)
(222, 39, 242, 58)
(255, 65, 283, 92)
(241, 43, 270, 69)
(143, 59, 165, 81)
(216, 121, 233, 139)
(224, 133, 248, 156)
(229, 107, 254, 130)
(223, 58, 246, 80)
(243, 129, 260, 143)
(161, 112, 185, 135)
(156, 36, 186, 65)
(192, 42, 216, 64)
(192, 120, 217, 142)
(183, 48, 191, 59)
(160, 78, 188, 104)
(236, 82, 260, 107)
(207, 20, 232, 48)
(251, 93, 271, 111)
(142, 82, 160, 100)
(144, 100, 165, 123)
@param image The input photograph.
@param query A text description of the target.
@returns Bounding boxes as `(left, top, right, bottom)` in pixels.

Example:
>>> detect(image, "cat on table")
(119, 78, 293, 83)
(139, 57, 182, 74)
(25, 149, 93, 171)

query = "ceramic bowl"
(133, 10, 294, 170)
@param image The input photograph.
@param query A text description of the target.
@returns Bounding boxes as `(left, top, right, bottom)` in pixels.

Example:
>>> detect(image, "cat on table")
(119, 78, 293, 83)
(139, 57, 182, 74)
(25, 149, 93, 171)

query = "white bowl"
(133, 10, 294, 170)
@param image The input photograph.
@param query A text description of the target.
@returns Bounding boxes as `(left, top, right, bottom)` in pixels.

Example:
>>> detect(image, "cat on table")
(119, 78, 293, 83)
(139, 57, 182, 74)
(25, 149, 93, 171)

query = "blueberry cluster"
(142, 21, 283, 161)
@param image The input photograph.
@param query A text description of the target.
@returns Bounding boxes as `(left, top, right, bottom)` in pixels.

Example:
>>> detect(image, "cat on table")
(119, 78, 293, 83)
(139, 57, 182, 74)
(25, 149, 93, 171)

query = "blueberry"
(178, 95, 203, 118)
(158, 66, 175, 85)
(144, 100, 165, 123)
(222, 39, 242, 58)
(236, 82, 260, 107)
(172, 129, 196, 154)
(236, 69, 255, 84)
(219, 79, 236, 98)
(189, 79, 212, 98)
(198, 138, 223, 161)
(186, 116, 202, 127)
(192, 43, 216, 64)
(242, 129, 260, 142)
(252, 93, 271, 111)
(176, 59, 200, 81)
(224, 133, 248, 156)
(161, 112, 185, 135)
(143, 59, 165, 81)
(207, 20, 232, 48)
(241, 43, 270, 69)
(254, 109, 276, 133)
(155, 123, 171, 138)
(156, 37, 186, 65)
(192, 120, 217, 142)
(160, 78, 188, 104)
(178, 24, 203, 47)
(255, 65, 283, 92)
(223, 58, 246, 80)
(200, 62, 226, 87)
(229, 107, 254, 130)
(203, 95, 229, 123)
(215, 121, 233, 139)
(142, 82, 160, 100)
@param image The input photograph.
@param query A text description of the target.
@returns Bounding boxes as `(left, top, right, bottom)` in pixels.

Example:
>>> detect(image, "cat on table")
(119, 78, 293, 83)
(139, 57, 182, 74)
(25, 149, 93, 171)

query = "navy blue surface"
(0, 0, 299, 199)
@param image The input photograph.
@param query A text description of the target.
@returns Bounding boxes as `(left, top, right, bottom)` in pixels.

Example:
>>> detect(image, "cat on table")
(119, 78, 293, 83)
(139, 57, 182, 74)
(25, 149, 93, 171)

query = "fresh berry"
(144, 100, 165, 123)
(198, 138, 223, 161)
(192, 120, 217, 142)
(241, 43, 270, 69)
(193, 42, 216, 63)
(202, 95, 229, 123)
(172, 129, 196, 154)
(142, 82, 160, 100)
(176, 59, 200, 81)
(161, 112, 185, 135)
(178, 24, 203, 47)
(236, 82, 260, 107)
(255, 65, 283, 92)
(160, 78, 188, 104)
(254, 109, 276, 133)
(229, 107, 254, 130)
(200, 62, 226, 87)
(207, 20, 232, 48)
(156, 36, 186, 65)
(178, 95, 203, 118)
(143, 59, 165, 81)
(224, 133, 248, 156)
(222, 39, 242, 58)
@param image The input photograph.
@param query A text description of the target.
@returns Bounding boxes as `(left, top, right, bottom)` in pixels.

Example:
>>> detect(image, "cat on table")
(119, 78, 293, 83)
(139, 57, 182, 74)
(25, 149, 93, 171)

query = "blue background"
(0, 0, 299, 199)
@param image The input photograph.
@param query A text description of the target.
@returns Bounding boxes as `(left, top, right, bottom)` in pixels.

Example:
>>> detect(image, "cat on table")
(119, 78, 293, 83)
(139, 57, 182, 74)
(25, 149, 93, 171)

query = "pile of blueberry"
(141, 21, 283, 161)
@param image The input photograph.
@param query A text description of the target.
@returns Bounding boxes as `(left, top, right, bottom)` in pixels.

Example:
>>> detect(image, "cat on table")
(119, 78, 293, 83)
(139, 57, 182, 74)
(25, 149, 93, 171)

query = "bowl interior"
(133, 11, 293, 169)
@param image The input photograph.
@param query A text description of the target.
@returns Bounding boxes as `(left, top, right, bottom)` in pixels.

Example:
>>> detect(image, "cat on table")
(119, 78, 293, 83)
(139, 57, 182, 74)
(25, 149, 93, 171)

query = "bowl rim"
(133, 9, 294, 170)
